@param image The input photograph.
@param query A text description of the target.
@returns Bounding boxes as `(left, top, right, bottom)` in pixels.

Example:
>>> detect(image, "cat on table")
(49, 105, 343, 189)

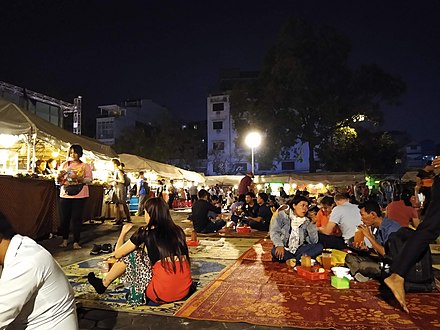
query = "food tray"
(296, 266, 329, 280)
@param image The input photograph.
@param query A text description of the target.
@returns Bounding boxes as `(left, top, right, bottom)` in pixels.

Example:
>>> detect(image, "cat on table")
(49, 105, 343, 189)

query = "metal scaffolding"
(0, 81, 82, 135)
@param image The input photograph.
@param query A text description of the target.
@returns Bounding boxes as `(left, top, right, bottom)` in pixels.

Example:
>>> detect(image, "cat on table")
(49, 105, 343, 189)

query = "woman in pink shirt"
(57, 144, 93, 249)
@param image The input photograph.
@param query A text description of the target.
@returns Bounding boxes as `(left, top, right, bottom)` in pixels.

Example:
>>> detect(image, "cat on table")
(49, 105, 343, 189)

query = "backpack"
(123, 172, 131, 187)
(142, 181, 151, 196)
(383, 227, 435, 292)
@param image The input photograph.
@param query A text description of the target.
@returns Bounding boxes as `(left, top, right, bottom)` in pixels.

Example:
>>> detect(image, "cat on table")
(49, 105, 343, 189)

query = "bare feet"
(73, 242, 82, 250)
(384, 274, 409, 313)
(59, 240, 68, 248)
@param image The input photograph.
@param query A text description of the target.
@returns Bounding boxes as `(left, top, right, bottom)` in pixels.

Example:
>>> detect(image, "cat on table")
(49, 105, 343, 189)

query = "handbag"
(65, 183, 85, 196)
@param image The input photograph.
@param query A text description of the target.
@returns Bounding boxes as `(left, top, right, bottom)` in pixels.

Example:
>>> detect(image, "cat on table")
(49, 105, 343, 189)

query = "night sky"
(1, 1, 439, 142)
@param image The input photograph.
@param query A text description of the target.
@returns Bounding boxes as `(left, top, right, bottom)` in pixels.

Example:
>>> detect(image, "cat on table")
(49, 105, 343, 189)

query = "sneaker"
(90, 244, 102, 255)
(101, 243, 112, 254)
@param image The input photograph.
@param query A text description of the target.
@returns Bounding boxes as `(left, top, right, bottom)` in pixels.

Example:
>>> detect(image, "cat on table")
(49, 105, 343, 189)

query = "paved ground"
(40, 210, 291, 330)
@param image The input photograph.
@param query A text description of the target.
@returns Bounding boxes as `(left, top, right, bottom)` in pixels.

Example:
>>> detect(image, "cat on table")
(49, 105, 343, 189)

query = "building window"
(213, 121, 223, 130)
(232, 163, 247, 174)
(281, 161, 295, 171)
(213, 141, 224, 151)
(97, 119, 114, 139)
(212, 103, 224, 111)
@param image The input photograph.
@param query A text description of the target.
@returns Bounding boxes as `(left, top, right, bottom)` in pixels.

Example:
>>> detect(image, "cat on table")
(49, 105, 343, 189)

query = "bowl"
(286, 258, 296, 268)
(331, 266, 350, 278)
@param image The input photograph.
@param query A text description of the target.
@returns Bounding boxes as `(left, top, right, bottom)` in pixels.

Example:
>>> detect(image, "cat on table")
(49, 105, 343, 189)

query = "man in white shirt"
(318, 193, 362, 249)
(0, 212, 78, 330)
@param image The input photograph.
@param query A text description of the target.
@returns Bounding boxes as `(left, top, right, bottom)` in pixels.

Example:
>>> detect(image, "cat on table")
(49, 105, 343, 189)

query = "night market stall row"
(0, 99, 117, 239)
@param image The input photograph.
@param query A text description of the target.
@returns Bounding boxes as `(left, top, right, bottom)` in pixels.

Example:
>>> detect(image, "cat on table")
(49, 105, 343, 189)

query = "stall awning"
(0, 99, 117, 159)
(119, 153, 205, 183)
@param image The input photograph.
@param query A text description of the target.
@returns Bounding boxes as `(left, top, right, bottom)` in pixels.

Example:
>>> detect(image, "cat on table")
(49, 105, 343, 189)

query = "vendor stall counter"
(0, 175, 104, 240)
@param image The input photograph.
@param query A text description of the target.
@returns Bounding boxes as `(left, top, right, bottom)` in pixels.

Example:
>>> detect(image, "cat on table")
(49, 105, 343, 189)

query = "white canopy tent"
(0, 99, 117, 172)
(119, 153, 205, 183)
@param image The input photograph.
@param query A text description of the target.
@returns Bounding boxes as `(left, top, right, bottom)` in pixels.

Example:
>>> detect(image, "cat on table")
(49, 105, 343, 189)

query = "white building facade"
(206, 93, 310, 175)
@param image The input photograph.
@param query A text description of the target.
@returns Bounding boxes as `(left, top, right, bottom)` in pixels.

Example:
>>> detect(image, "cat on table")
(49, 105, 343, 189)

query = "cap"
(247, 171, 254, 178)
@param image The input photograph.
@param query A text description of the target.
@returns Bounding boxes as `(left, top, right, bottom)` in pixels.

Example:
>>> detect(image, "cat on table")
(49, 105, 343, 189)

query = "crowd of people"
(1, 143, 438, 328)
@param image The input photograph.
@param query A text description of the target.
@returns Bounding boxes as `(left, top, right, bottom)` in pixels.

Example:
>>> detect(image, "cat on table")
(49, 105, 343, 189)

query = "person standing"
(188, 182, 198, 205)
(0, 211, 78, 329)
(384, 155, 440, 314)
(168, 179, 177, 210)
(58, 144, 93, 249)
(112, 159, 131, 225)
(136, 171, 150, 216)
(156, 180, 164, 198)
(238, 172, 254, 197)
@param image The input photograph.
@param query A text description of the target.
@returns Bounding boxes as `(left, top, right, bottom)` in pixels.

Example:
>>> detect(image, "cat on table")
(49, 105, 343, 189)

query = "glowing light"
(0, 134, 20, 148)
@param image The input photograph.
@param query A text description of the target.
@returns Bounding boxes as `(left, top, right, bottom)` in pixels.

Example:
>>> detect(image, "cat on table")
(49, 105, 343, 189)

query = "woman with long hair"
(88, 198, 192, 305)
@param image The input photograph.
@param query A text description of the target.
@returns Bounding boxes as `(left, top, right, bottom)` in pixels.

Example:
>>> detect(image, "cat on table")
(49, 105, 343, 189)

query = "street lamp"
(245, 132, 262, 174)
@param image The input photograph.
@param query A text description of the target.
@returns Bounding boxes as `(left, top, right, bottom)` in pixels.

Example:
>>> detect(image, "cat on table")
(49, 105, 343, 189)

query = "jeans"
(271, 243, 323, 262)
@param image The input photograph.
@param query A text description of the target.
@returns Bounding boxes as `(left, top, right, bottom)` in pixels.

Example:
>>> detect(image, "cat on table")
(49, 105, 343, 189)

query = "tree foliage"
(317, 127, 401, 173)
(230, 18, 405, 172)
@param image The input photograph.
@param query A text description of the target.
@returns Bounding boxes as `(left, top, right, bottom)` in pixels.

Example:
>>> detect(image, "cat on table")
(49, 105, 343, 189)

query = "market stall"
(0, 99, 117, 237)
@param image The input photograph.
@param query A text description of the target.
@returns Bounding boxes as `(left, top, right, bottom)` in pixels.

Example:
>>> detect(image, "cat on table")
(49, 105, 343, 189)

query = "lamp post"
(245, 132, 262, 174)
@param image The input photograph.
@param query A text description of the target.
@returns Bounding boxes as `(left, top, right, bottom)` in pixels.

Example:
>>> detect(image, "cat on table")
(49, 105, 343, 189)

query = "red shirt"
(238, 175, 252, 195)
(386, 200, 418, 227)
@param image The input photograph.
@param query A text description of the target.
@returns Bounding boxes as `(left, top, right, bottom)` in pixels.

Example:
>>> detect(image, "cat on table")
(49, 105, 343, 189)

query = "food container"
(296, 266, 329, 280)
(331, 275, 350, 289)
(236, 226, 251, 234)
(186, 239, 199, 247)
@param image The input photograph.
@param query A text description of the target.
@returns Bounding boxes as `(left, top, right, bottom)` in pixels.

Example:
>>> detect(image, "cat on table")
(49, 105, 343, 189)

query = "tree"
(113, 112, 181, 163)
(230, 18, 405, 172)
(317, 127, 401, 173)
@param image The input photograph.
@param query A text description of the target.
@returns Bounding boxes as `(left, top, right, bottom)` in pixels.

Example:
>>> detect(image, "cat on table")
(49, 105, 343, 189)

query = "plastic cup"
(321, 250, 332, 270)
(301, 255, 311, 270)
(354, 228, 364, 246)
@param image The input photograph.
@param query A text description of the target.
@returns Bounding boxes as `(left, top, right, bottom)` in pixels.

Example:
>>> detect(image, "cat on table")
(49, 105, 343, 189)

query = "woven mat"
(177, 242, 440, 329)
(64, 237, 259, 315)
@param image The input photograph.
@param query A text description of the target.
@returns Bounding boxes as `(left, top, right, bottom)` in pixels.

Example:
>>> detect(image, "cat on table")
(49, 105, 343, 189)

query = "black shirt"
(257, 204, 273, 224)
(191, 199, 221, 232)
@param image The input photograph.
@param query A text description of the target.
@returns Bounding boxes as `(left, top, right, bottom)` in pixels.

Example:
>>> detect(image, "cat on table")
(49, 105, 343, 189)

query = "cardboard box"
(331, 276, 350, 289)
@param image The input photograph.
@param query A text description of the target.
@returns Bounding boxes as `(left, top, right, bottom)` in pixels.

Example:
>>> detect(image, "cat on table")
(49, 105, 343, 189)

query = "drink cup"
(107, 257, 117, 271)
(354, 228, 364, 246)
(321, 250, 332, 270)
(301, 255, 311, 270)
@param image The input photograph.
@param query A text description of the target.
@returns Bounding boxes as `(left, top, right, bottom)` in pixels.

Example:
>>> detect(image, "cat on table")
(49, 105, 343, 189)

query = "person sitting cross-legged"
(247, 192, 272, 231)
(191, 189, 226, 233)
(345, 200, 401, 282)
(88, 198, 192, 305)
(270, 195, 323, 263)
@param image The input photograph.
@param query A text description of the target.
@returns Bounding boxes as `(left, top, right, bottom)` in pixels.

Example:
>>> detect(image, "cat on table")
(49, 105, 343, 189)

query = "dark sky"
(1, 0, 439, 142)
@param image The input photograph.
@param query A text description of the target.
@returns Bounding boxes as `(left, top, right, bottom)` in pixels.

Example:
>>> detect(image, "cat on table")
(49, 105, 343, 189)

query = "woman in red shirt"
(88, 198, 192, 305)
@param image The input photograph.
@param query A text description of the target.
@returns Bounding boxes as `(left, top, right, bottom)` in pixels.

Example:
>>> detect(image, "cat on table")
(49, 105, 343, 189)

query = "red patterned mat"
(177, 252, 440, 329)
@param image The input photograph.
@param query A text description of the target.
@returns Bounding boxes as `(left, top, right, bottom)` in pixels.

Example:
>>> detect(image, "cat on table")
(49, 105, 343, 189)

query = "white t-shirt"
(0, 235, 78, 330)
(329, 201, 362, 242)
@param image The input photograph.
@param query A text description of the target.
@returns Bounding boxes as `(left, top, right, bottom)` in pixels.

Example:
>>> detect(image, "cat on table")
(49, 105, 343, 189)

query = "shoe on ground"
(101, 243, 112, 253)
(90, 244, 102, 255)
(354, 272, 370, 282)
